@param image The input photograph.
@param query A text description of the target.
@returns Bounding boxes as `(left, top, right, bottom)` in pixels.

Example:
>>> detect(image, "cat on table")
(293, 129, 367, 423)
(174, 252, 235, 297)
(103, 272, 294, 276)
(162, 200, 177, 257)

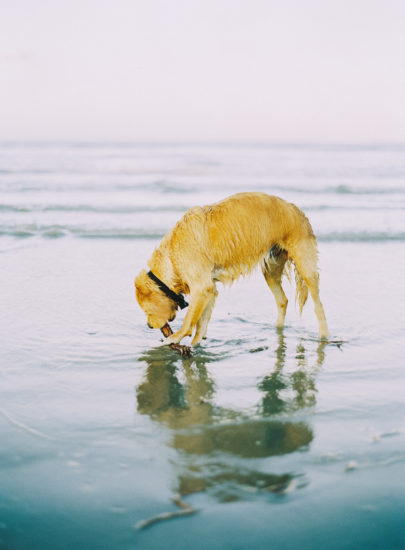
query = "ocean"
(1, 142, 404, 549)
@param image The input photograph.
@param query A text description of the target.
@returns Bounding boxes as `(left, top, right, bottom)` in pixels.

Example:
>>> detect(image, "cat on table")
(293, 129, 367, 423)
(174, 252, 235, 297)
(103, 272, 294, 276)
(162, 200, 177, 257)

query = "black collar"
(147, 271, 189, 310)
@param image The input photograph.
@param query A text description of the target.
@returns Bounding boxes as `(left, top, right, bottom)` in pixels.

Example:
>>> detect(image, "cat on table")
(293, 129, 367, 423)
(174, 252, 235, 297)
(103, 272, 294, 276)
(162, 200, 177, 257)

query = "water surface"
(0, 143, 404, 549)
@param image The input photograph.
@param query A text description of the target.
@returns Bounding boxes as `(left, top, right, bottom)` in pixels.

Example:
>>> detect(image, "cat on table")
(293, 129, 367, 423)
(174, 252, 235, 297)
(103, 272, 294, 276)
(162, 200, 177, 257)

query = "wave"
(0, 204, 190, 214)
(318, 232, 405, 243)
(266, 184, 405, 195)
(0, 180, 199, 194)
(1, 202, 404, 214)
(2, 178, 405, 196)
(0, 225, 165, 240)
(2, 224, 405, 243)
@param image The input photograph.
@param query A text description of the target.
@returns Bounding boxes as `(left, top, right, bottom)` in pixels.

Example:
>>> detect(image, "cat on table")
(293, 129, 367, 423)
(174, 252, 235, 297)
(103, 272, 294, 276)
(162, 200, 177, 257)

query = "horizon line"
(0, 139, 405, 149)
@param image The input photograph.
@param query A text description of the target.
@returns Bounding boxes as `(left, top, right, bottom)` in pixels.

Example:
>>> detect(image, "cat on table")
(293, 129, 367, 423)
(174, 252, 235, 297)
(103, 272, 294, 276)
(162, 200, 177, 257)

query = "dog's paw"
(162, 334, 182, 346)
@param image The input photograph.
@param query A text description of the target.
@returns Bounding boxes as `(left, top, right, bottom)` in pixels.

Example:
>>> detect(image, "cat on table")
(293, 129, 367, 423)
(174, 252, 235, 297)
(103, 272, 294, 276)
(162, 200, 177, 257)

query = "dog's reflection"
(136, 334, 326, 502)
(259, 329, 326, 416)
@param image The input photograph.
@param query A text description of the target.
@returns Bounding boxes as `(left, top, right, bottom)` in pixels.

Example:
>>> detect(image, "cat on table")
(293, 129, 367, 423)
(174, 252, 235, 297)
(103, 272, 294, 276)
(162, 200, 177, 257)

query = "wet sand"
(0, 238, 404, 549)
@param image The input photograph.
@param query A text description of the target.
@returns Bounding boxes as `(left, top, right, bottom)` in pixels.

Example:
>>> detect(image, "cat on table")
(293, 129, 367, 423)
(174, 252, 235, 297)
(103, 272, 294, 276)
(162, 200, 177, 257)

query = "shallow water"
(1, 143, 404, 549)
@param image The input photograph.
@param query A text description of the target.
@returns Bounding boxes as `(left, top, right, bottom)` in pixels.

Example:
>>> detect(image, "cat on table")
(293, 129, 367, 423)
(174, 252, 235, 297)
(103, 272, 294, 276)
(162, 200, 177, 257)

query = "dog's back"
(171, 192, 314, 283)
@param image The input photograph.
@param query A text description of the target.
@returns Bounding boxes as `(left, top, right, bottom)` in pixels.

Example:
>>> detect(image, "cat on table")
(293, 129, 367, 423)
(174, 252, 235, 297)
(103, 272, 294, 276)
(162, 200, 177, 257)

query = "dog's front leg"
(163, 286, 214, 346)
(192, 289, 217, 345)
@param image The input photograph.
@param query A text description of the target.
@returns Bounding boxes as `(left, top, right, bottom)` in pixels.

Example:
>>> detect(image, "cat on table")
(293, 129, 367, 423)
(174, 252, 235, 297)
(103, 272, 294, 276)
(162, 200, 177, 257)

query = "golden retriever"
(135, 192, 328, 346)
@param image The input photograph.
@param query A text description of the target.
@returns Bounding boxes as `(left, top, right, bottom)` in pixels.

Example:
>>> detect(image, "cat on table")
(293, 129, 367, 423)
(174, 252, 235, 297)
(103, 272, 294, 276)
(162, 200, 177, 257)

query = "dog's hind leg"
(289, 239, 329, 339)
(192, 289, 218, 345)
(261, 250, 288, 328)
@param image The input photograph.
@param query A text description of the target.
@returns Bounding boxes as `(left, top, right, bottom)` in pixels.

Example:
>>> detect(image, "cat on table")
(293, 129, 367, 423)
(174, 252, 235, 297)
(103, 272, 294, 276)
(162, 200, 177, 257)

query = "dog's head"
(135, 269, 177, 329)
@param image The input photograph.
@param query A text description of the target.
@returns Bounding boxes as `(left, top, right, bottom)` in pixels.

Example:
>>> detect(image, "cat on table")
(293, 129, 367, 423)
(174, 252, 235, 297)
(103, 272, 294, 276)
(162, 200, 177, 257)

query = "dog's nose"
(147, 322, 153, 329)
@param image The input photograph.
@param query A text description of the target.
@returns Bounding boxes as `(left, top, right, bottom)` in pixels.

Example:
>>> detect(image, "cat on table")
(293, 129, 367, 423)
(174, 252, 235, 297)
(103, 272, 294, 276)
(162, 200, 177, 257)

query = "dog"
(135, 192, 329, 346)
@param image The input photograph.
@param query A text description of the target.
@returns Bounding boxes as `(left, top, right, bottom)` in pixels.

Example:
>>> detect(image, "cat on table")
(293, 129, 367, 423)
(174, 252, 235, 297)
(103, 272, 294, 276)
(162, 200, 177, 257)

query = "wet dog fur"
(135, 192, 329, 346)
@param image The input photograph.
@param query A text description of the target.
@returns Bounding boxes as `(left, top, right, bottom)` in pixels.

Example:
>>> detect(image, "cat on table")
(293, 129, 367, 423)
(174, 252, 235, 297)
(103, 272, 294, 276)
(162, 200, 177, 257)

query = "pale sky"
(1, 0, 405, 143)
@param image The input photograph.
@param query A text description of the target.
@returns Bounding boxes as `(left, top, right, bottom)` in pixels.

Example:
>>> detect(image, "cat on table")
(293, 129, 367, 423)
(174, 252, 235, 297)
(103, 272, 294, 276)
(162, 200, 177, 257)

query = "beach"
(1, 142, 404, 549)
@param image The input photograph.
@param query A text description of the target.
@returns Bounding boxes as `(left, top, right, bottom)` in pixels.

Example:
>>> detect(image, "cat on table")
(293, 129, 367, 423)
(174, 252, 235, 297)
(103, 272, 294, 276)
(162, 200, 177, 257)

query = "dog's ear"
(135, 269, 152, 300)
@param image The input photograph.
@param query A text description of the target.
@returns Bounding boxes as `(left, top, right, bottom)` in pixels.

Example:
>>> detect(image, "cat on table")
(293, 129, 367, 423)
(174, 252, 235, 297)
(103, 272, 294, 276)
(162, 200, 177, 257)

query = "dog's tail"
(294, 268, 309, 315)
(268, 248, 309, 316)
